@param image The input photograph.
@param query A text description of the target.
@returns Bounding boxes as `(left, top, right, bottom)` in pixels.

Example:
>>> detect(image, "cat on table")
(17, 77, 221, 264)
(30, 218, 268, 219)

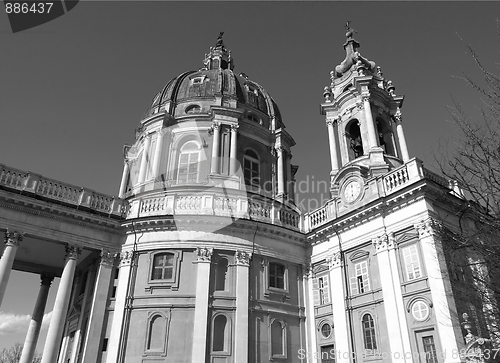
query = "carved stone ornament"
(302, 264, 312, 279)
(414, 218, 439, 239)
(196, 247, 213, 262)
(372, 233, 395, 252)
(235, 250, 252, 266)
(4, 230, 23, 247)
(211, 121, 221, 131)
(64, 245, 82, 261)
(100, 250, 116, 267)
(326, 252, 342, 269)
(393, 109, 403, 124)
(230, 124, 239, 132)
(362, 95, 371, 104)
(119, 251, 134, 266)
(326, 118, 337, 127)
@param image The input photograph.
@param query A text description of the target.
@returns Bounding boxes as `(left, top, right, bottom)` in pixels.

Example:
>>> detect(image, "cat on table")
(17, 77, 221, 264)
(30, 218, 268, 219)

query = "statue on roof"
(345, 21, 357, 39)
(216, 32, 224, 48)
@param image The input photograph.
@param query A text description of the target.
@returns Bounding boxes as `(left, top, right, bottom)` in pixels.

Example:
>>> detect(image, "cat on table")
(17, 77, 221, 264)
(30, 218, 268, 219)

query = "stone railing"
(0, 164, 127, 219)
(304, 158, 456, 232)
(130, 192, 301, 231)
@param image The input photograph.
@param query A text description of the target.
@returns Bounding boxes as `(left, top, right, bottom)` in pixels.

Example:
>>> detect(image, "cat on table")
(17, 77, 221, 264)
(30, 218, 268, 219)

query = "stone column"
(137, 134, 151, 184)
(276, 147, 284, 196)
(326, 119, 340, 172)
(105, 251, 133, 363)
(229, 124, 239, 175)
(303, 265, 318, 361)
(82, 251, 115, 363)
(0, 230, 22, 308)
(152, 129, 164, 178)
(118, 161, 130, 198)
(191, 247, 213, 362)
(70, 265, 96, 363)
(286, 153, 292, 197)
(327, 253, 350, 363)
(41, 245, 81, 363)
(372, 234, 411, 363)
(415, 219, 464, 363)
(20, 274, 54, 363)
(234, 251, 251, 362)
(210, 122, 221, 174)
(362, 94, 379, 149)
(394, 110, 410, 162)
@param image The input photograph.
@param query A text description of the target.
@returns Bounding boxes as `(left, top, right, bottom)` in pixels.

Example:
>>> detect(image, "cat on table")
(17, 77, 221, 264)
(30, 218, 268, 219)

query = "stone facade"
(0, 31, 496, 363)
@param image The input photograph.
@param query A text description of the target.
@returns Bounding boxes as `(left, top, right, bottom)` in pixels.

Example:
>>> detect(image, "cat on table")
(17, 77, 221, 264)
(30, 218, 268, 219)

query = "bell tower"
(321, 23, 410, 196)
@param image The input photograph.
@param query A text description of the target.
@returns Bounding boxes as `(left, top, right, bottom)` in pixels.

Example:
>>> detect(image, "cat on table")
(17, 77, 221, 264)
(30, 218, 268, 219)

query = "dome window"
(247, 114, 260, 124)
(185, 105, 201, 114)
(177, 141, 200, 184)
(243, 149, 260, 188)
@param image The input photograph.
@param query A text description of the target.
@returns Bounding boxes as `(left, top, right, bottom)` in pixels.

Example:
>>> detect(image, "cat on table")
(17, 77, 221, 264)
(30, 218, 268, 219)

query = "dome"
(142, 34, 283, 128)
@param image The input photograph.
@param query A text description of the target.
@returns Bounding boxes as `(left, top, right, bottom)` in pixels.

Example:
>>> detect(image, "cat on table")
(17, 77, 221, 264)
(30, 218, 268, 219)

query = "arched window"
(185, 104, 201, 114)
(347, 120, 363, 160)
(376, 117, 396, 156)
(212, 315, 228, 352)
(146, 314, 166, 351)
(243, 149, 260, 187)
(151, 253, 174, 280)
(361, 314, 377, 351)
(270, 319, 286, 357)
(215, 258, 228, 291)
(177, 141, 200, 184)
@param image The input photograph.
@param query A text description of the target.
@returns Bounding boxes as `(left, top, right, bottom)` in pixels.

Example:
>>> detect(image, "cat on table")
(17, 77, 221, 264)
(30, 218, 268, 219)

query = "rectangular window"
(313, 275, 330, 306)
(422, 336, 438, 363)
(321, 345, 335, 363)
(350, 260, 370, 295)
(152, 253, 174, 280)
(403, 244, 422, 280)
(269, 262, 285, 289)
(102, 338, 108, 352)
(178, 153, 199, 184)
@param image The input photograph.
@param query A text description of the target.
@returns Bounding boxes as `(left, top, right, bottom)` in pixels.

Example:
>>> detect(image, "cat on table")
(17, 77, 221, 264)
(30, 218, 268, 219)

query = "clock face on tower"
(343, 180, 361, 203)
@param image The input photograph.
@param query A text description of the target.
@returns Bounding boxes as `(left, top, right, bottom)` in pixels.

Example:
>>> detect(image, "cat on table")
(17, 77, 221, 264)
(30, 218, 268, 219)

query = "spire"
(202, 32, 234, 71)
(333, 22, 375, 78)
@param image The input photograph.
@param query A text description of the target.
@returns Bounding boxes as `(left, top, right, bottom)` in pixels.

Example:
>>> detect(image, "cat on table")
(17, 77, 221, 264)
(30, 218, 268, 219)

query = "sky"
(0, 0, 499, 352)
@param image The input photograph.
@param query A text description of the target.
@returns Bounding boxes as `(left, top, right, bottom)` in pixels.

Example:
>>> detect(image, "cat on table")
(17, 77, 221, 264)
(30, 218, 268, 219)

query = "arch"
(346, 119, 363, 160)
(145, 312, 169, 354)
(243, 148, 260, 188)
(361, 313, 377, 350)
(212, 314, 230, 353)
(375, 117, 396, 156)
(177, 140, 201, 184)
(214, 257, 228, 291)
(270, 318, 287, 358)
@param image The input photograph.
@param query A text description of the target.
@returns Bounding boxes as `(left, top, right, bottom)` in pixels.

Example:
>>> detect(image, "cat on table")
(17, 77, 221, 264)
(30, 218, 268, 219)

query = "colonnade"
(0, 230, 115, 363)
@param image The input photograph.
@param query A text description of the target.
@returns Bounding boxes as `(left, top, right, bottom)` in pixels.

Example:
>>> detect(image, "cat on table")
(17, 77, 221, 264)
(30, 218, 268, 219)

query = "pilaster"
(326, 252, 350, 363)
(234, 250, 251, 363)
(191, 247, 213, 362)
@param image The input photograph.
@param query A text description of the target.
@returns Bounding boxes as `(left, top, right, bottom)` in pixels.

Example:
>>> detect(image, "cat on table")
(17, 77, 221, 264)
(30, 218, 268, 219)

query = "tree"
(0, 343, 41, 363)
(437, 19, 500, 346)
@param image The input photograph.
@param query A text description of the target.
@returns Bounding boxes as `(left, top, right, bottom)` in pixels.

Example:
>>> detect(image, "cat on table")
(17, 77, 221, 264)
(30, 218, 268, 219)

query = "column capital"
(326, 117, 338, 127)
(40, 274, 54, 287)
(393, 109, 403, 124)
(119, 251, 134, 267)
(362, 94, 371, 103)
(302, 264, 312, 279)
(99, 250, 116, 268)
(372, 233, 395, 252)
(211, 121, 221, 130)
(4, 230, 23, 247)
(230, 124, 239, 132)
(275, 146, 285, 155)
(196, 247, 213, 262)
(327, 252, 342, 269)
(234, 250, 251, 266)
(414, 218, 441, 239)
(64, 245, 82, 261)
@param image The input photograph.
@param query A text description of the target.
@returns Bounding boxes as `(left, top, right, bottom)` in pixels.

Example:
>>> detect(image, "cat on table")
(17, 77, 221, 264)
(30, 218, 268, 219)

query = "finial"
(323, 86, 332, 102)
(345, 21, 357, 39)
(216, 31, 224, 48)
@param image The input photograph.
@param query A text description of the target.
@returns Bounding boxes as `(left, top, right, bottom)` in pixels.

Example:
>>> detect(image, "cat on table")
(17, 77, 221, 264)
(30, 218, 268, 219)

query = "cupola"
(320, 22, 411, 195)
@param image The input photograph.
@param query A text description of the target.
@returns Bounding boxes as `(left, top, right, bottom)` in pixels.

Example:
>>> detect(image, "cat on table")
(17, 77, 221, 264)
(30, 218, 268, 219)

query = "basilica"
(0, 30, 494, 363)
